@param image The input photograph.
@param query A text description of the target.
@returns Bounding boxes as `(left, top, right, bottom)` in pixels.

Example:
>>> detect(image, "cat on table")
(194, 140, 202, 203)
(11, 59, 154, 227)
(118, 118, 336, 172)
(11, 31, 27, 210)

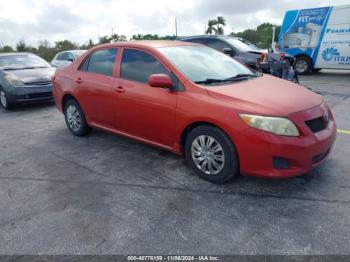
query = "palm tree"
(206, 19, 218, 35)
(216, 16, 226, 35)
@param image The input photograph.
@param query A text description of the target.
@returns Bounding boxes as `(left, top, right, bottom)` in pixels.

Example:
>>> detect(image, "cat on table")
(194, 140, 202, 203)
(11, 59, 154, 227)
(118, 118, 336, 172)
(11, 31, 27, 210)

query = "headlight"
(4, 74, 25, 86)
(239, 114, 299, 137)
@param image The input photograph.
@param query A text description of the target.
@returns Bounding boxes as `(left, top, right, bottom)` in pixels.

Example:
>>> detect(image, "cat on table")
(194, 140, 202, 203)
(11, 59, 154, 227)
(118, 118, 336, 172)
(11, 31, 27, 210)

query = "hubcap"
(0, 90, 7, 108)
(191, 135, 225, 175)
(295, 60, 308, 74)
(66, 105, 81, 132)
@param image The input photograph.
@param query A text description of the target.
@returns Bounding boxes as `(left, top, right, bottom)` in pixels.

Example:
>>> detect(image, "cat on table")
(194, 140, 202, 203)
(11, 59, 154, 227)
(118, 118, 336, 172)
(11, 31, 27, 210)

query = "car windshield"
(225, 38, 261, 52)
(0, 54, 51, 70)
(158, 45, 257, 85)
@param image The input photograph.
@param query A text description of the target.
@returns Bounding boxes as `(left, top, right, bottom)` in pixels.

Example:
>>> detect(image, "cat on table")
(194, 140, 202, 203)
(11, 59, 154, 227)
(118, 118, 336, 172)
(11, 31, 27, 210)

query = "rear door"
(73, 48, 118, 129)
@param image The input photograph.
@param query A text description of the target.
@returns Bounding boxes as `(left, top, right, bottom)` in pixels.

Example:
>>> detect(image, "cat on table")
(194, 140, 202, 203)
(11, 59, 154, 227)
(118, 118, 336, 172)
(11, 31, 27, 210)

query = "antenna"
(175, 18, 178, 37)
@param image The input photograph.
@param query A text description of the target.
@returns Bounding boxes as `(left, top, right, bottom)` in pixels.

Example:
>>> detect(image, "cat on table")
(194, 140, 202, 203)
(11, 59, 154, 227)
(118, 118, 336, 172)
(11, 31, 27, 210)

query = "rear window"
(79, 48, 117, 76)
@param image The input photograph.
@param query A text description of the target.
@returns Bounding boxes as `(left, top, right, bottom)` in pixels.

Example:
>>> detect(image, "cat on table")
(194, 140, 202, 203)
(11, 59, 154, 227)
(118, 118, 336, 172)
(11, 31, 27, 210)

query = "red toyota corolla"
(52, 41, 336, 183)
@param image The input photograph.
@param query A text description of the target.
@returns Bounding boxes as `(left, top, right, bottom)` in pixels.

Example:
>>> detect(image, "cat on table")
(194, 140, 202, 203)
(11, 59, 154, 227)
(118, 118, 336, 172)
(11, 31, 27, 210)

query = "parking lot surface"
(0, 70, 350, 255)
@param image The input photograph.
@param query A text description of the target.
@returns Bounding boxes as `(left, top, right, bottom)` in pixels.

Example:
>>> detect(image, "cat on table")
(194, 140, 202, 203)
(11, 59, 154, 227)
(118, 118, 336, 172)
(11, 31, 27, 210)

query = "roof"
(178, 35, 239, 41)
(93, 40, 196, 49)
(0, 52, 34, 56)
(57, 50, 87, 54)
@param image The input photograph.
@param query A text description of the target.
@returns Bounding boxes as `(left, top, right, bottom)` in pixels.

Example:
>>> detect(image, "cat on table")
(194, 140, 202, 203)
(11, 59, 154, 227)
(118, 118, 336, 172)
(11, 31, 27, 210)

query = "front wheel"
(0, 89, 14, 110)
(295, 56, 312, 75)
(64, 99, 91, 136)
(185, 125, 239, 184)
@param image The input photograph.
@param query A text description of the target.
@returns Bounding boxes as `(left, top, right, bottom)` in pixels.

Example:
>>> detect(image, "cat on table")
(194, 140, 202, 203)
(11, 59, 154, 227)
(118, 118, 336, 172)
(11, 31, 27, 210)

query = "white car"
(51, 50, 86, 68)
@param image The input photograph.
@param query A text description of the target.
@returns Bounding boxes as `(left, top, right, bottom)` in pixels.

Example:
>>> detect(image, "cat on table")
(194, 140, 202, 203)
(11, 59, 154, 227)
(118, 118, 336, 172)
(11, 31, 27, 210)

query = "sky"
(0, 0, 349, 48)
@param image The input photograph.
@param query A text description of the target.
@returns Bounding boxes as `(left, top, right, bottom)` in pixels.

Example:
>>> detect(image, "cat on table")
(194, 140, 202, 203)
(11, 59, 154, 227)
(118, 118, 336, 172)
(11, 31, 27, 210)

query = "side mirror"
(222, 48, 234, 56)
(67, 58, 74, 62)
(149, 74, 173, 89)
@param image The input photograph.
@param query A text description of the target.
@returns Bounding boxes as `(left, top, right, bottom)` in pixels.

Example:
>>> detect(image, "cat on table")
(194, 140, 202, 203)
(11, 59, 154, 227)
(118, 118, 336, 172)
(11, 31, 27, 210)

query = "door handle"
(75, 77, 83, 84)
(115, 86, 125, 93)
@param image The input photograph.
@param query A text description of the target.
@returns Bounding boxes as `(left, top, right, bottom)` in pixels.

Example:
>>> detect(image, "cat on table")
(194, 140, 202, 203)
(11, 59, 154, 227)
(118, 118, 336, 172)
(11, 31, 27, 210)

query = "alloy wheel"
(295, 59, 308, 74)
(191, 135, 225, 175)
(66, 105, 81, 132)
(0, 90, 8, 108)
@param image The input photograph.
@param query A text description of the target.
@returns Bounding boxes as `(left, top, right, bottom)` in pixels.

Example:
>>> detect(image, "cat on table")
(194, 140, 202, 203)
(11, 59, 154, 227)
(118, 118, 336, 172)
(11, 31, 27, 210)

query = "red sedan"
(52, 41, 336, 183)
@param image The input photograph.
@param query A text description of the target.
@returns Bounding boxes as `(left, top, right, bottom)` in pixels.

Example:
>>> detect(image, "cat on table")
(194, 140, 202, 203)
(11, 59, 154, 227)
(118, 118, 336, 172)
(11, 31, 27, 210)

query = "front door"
(115, 48, 177, 147)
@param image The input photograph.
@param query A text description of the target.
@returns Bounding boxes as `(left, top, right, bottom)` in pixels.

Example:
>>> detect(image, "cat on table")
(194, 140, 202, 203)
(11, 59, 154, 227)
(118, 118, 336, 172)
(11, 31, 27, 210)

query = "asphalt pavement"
(0, 70, 350, 255)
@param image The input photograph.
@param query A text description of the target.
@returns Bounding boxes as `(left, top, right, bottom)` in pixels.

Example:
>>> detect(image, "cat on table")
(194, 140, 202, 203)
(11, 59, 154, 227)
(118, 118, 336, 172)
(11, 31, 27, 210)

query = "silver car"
(51, 50, 86, 68)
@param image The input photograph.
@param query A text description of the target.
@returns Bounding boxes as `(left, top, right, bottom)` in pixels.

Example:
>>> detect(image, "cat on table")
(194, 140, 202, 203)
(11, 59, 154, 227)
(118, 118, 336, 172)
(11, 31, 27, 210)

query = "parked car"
(0, 53, 55, 110)
(51, 50, 86, 68)
(178, 35, 295, 72)
(53, 41, 336, 183)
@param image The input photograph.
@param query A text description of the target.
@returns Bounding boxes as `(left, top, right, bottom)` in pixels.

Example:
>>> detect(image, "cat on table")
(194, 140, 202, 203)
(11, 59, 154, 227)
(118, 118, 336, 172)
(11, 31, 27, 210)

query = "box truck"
(278, 5, 350, 74)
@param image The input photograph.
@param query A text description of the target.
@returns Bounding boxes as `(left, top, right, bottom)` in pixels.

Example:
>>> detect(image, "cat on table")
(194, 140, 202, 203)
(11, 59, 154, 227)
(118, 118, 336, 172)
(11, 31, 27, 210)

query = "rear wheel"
(64, 99, 91, 136)
(295, 56, 312, 75)
(0, 89, 14, 110)
(185, 125, 238, 184)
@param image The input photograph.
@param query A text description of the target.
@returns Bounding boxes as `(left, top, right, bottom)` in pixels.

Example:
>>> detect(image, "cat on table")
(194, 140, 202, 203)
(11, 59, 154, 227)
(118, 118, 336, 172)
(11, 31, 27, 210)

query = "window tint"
(80, 48, 117, 76)
(67, 52, 75, 61)
(205, 39, 231, 51)
(57, 53, 68, 61)
(120, 49, 168, 84)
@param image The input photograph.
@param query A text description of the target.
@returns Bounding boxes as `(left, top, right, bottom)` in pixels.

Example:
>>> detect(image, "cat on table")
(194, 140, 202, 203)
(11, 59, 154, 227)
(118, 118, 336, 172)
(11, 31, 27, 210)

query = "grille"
(305, 115, 328, 133)
(25, 81, 52, 86)
(312, 149, 330, 164)
(26, 92, 52, 99)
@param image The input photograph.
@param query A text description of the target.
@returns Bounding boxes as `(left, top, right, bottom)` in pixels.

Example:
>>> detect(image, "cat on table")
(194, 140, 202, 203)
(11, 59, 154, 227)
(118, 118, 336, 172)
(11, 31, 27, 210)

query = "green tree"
(16, 40, 27, 51)
(216, 16, 226, 35)
(0, 45, 14, 52)
(37, 40, 56, 61)
(230, 23, 281, 49)
(206, 19, 217, 35)
(80, 39, 95, 49)
(55, 40, 77, 52)
(131, 34, 176, 41)
(110, 34, 127, 42)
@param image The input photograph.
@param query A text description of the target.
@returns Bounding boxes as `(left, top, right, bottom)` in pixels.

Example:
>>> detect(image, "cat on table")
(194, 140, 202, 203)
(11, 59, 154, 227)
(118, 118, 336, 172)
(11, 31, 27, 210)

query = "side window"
(79, 48, 117, 76)
(205, 39, 231, 52)
(56, 53, 67, 61)
(67, 52, 75, 61)
(120, 49, 169, 84)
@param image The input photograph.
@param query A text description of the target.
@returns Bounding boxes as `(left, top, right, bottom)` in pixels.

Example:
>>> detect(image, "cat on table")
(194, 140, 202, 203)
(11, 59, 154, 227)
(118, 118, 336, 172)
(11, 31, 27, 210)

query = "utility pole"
(175, 18, 178, 37)
(272, 26, 276, 50)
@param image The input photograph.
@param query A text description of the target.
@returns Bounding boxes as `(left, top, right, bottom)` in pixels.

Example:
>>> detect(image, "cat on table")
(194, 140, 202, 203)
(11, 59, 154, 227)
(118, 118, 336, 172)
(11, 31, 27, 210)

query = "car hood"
(206, 74, 322, 116)
(4, 67, 55, 83)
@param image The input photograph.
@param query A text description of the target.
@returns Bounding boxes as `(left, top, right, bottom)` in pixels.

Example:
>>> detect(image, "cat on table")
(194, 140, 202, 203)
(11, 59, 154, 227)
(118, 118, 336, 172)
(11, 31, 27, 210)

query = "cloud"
(0, 0, 349, 48)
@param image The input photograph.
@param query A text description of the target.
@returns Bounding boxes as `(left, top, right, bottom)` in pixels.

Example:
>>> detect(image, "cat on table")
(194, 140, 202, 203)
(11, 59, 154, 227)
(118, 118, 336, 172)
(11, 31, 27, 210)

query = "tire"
(64, 99, 91, 136)
(0, 89, 14, 110)
(313, 68, 321, 73)
(295, 56, 312, 75)
(185, 125, 238, 184)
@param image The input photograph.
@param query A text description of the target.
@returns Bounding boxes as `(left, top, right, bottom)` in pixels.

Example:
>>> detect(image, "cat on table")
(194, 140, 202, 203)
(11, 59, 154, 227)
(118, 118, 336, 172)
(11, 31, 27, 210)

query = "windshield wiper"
(2, 68, 22, 71)
(195, 74, 259, 85)
(226, 73, 259, 79)
(194, 78, 227, 84)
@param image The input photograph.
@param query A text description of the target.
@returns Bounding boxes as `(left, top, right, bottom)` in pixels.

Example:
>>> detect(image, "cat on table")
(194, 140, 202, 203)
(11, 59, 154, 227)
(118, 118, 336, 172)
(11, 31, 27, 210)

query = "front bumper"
(235, 103, 337, 178)
(6, 84, 53, 104)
